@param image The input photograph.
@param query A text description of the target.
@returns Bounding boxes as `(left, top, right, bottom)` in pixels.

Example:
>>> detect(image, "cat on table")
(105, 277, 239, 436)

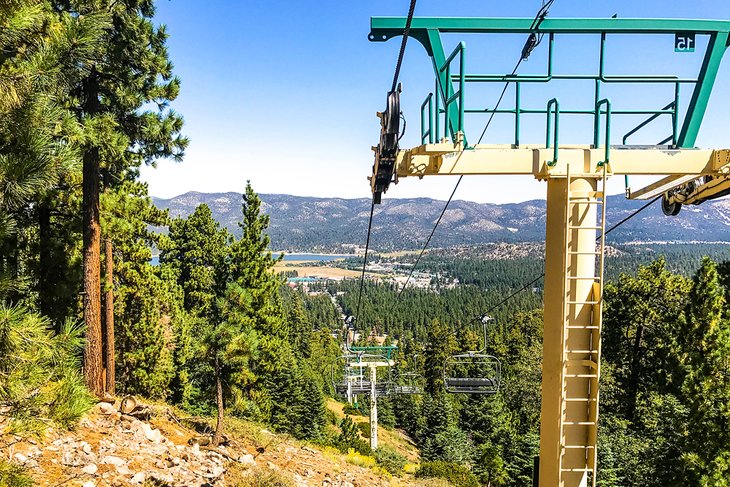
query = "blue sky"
(140, 0, 730, 203)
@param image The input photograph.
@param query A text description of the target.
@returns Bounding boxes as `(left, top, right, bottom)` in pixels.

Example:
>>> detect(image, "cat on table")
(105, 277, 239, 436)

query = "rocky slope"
(1, 398, 412, 486)
(152, 192, 730, 252)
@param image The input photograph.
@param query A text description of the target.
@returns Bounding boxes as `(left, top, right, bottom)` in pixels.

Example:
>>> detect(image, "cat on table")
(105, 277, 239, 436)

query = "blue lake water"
(281, 253, 351, 261)
(151, 253, 351, 266)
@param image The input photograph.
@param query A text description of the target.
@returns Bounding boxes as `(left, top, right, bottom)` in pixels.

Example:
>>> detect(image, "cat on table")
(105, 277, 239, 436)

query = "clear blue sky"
(140, 0, 730, 203)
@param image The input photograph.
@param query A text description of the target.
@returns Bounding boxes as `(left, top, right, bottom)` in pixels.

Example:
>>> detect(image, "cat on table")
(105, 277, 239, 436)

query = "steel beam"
(394, 144, 730, 178)
(370, 17, 730, 37)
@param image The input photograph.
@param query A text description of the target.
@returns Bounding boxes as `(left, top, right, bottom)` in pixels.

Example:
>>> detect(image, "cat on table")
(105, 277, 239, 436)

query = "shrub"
(374, 446, 407, 475)
(0, 305, 94, 434)
(335, 415, 371, 455)
(356, 421, 371, 438)
(343, 403, 365, 416)
(0, 460, 33, 487)
(415, 461, 480, 487)
(234, 468, 294, 487)
(403, 463, 419, 475)
(345, 449, 377, 469)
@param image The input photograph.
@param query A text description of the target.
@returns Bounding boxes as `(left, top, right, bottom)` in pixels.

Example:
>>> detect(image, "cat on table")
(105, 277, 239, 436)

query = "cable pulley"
(371, 84, 402, 204)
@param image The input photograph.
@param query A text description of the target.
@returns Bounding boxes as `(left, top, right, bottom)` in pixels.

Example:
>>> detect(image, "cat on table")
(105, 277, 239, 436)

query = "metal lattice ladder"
(559, 165, 608, 485)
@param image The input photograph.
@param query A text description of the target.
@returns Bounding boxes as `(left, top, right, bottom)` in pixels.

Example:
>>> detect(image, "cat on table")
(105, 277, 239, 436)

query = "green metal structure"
(350, 345, 398, 360)
(369, 17, 730, 152)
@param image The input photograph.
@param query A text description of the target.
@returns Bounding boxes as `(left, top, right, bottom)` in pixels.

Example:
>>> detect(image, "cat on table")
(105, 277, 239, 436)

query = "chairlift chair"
(391, 371, 424, 395)
(443, 314, 502, 394)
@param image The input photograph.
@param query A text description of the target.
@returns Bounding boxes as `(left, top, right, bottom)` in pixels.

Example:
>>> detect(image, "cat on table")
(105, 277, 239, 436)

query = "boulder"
(97, 402, 117, 415)
(100, 455, 126, 467)
(130, 472, 146, 484)
(82, 464, 98, 475)
(238, 454, 255, 465)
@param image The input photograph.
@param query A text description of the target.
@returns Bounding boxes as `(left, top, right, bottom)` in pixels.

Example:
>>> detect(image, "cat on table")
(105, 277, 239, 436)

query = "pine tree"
(103, 182, 179, 399)
(51, 0, 188, 395)
(230, 182, 283, 336)
(681, 257, 730, 484)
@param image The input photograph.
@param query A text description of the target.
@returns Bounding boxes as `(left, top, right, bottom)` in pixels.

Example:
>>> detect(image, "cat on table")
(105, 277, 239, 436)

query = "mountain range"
(151, 192, 730, 252)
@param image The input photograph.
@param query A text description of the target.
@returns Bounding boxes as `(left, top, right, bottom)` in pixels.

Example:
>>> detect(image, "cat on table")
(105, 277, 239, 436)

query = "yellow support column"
(540, 175, 601, 487)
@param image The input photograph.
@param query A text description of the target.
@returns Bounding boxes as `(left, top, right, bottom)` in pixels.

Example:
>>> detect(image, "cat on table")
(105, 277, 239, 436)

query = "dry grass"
(326, 399, 420, 463)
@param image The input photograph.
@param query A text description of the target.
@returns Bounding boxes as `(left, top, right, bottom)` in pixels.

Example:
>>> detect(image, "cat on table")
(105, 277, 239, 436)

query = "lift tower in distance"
(368, 16, 730, 487)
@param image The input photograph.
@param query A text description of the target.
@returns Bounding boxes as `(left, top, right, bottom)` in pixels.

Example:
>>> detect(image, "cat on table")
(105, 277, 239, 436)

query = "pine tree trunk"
(82, 73, 103, 397)
(104, 238, 115, 395)
(213, 355, 224, 446)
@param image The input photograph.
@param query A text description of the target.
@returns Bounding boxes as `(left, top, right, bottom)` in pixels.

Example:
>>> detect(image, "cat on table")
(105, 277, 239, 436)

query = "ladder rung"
(565, 398, 597, 402)
(561, 468, 594, 472)
(567, 300, 601, 305)
(568, 251, 602, 255)
(567, 276, 600, 280)
(568, 226, 603, 230)
(563, 421, 597, 426)
(569, 190, 604, 198)
(564, 445, 596, 449)
(565, 373, 598, 378)
(567, 199, 604, 205)
(566, 351, 598, 356)
(566, 326, 600, 330)
(566, 359, 599, 369)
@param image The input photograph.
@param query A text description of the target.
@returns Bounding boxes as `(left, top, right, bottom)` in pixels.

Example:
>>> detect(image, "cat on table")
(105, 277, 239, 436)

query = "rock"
(27, 446, 42, 458)
(302, 446, 318, 454)
(82, 464, 98, 475)
(267, 461, 279, 471)
(238, 454, 255, 465)
(61, 452, 84, 466)
(141, 422, 163, 443)
(130, 472, 146, 484)
(100, 455, 126, 467)
(115, 465, 131, 475)
(12, 453, 27, 464)
(97, 402, 116, 415)
(82, 482, 95, 487)
(191, 443, 200, 456)
(80, 441, 93, 454)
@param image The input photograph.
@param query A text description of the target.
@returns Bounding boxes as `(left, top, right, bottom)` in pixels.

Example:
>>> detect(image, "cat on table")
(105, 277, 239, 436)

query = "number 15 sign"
(675, 32, 696, 52)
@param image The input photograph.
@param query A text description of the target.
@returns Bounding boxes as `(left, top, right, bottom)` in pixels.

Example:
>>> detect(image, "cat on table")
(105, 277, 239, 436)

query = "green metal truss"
(369, 17, 730, 150)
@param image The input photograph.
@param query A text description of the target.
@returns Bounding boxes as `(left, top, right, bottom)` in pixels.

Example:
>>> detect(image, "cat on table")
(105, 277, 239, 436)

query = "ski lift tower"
(368, 16, 730, 487)
(346, 350, 394, 450)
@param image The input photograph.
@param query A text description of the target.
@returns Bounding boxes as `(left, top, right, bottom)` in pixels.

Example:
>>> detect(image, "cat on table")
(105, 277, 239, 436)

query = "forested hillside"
(153, 192, 730, 252)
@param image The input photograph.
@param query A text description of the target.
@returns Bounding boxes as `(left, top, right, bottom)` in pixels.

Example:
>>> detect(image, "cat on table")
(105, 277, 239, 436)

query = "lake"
(151, 253, 351, 266)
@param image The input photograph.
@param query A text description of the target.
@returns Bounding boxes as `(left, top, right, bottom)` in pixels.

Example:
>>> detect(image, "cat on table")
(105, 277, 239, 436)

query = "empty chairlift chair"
(443, 315, 502, 394)
(391, 371, 424, 395)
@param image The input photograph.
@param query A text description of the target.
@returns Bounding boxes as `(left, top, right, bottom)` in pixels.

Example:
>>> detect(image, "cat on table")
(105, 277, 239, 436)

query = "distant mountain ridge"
(151, 192, 730, 252)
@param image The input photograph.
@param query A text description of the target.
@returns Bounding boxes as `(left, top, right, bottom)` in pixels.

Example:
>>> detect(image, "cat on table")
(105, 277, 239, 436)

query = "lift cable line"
(481, 194, 661, 317)
(355, 200, 375, 320)
(356, 0, 418, 320)
(391, 0, 417, 93)
(397, 0, 556, 297)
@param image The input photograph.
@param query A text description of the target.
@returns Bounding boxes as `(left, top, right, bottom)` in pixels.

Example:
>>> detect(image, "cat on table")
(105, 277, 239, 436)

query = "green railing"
(438, 42, 466, 144)
(418, 33, 689, 150)
(595, 98, 612, 166)
(351, 345, 398, 360)
(546, 98, 560, 166)
(371, 17, 730, 152)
